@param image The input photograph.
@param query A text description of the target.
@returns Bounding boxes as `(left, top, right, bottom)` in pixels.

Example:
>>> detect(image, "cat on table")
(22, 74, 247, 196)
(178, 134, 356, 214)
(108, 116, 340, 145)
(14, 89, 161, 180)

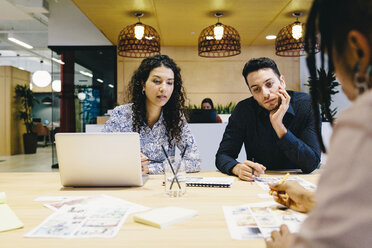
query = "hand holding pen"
(140, 153, 150, 174)
(268, 174, 315, 213)
(232, 159, 266, 182)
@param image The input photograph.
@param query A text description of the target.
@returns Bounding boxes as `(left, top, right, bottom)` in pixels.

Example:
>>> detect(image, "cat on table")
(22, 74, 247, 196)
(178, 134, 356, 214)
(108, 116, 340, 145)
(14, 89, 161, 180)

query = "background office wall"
(0, 66, 29, 155)
(117, 45, 300, 105)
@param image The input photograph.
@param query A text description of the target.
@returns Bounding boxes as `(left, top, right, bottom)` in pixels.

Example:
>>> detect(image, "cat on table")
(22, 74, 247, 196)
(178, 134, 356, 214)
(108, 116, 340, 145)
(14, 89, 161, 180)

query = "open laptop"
(55, 132, 147, 187)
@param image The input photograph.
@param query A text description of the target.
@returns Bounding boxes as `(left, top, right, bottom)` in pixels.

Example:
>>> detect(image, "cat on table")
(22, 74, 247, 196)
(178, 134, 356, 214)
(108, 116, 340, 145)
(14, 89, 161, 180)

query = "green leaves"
(14, 84, 39, 134)
(188, 102, 236, 114)
(306, 68, 339, 122)
(216, 102, 236, 114)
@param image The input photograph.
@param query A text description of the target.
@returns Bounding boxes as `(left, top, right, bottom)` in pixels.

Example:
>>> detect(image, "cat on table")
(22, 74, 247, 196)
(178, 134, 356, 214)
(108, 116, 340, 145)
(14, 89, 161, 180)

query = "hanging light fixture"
(42, 97, 53, 105)
(52, 80, 61, 92)
(198, 12, 241, 58)
(32, 61, 51, 87)
(275, 12, 318, 57)
(117, 12, 160, 58)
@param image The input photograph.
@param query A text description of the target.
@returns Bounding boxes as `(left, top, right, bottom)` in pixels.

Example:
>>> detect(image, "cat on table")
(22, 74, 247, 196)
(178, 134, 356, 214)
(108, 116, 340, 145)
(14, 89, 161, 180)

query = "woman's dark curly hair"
(127, 55, 187, 147)
(305, 0, 372, 152)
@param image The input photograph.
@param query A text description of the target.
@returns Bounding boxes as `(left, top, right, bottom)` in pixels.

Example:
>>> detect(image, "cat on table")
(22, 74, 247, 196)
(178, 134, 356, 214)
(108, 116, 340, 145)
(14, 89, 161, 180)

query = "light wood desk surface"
(0, 171, 319, 248)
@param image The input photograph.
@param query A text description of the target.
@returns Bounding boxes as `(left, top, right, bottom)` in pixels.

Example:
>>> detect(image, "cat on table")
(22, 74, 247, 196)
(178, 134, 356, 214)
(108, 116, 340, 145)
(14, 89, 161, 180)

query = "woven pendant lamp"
(198, 13, 241, 58)
(275, 12, 319, 57)
(117, 13, 160, 58)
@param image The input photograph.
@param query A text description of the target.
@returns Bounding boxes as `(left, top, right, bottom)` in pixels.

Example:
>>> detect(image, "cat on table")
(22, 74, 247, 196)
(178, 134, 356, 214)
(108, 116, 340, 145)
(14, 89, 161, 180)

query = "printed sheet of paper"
(255, 176, 316, 191)
(25, 195, 149, 238)
(223, 202, 307, 240)
(34, 196, 88, 202)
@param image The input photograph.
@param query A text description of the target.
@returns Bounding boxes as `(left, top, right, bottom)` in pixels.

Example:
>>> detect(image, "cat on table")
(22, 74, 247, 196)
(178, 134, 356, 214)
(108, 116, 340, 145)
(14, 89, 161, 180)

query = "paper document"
(34, 196, 88, 202)
(25, 194, 149, 238)
(255, 176, 316, 191)
(0, 192, 24, 232)
(223, 202, 307, 240)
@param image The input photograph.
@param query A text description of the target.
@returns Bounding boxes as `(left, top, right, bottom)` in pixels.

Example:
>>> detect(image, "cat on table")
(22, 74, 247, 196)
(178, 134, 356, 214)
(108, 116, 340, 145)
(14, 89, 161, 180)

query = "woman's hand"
(269, 181, 315, 213)
(266, 225, 295, 248)
(140, 153, 150, 174)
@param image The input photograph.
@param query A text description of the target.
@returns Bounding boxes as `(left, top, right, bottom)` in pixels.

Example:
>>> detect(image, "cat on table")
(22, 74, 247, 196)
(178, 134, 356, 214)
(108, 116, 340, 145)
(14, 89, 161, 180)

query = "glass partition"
(50, 46, 117, 168)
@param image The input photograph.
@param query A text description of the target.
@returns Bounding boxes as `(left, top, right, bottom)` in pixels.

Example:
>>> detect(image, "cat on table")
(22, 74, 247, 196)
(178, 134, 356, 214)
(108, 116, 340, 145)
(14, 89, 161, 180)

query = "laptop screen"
(188, 109, 217, 123)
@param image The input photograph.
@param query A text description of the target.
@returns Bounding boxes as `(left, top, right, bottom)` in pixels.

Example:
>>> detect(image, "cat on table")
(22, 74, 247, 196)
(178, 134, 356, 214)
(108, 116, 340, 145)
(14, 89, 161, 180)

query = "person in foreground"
(103, 55, 200, 174)
(201, 98, 222, 123)
(267, 0, 372, 247)
(216, 57, 321, 181)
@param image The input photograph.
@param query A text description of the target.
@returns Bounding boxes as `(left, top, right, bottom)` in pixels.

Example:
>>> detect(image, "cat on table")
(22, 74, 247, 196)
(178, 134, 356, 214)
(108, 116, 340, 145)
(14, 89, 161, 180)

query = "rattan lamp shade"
(117, 22, 160, 58)
(198, 24, 241, 58)
(275, 22, 306, 57)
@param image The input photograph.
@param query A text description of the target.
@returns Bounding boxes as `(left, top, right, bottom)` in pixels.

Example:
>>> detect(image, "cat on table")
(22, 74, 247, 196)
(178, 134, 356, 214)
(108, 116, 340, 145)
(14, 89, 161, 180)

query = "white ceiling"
(0, 0, 51, 73)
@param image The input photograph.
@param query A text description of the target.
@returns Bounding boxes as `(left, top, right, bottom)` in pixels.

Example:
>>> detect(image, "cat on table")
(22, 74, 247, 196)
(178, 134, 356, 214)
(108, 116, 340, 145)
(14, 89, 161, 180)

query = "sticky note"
(0, 192, 6, 204)
(133, 207, 197, 228)
(0, 192, 24, 232)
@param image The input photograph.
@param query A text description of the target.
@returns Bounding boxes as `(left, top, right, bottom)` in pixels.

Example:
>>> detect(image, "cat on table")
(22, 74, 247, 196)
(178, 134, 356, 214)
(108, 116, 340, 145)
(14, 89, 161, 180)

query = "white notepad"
(133, 207, 198, 228)
(186, 177, 234, 187)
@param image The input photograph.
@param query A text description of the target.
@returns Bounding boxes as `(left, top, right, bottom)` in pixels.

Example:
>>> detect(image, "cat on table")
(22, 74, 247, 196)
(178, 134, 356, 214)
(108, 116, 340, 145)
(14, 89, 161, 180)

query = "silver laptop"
(56, 132, 147, 187)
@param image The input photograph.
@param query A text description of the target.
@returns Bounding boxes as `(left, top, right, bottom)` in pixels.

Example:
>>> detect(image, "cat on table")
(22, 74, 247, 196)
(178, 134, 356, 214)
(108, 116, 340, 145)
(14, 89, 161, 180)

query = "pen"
(161, 145, 181, 189)
(251, 158, 255, 180)
(147, 159, 163, 163)
(170, 145, 188, 190)
(270, 172, 290, 195)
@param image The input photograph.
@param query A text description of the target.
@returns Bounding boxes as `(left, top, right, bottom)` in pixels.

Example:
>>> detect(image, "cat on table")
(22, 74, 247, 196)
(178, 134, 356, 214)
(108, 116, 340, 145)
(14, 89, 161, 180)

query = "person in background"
(201, 98, 222, 123)
(266, 0, 372, 247)
(103, 55, 201, 174)
(216, 57, 321, 181)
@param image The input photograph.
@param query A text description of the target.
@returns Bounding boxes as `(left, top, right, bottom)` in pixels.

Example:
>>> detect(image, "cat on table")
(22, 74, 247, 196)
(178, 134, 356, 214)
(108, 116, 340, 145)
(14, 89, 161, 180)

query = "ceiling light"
(275, 12, 319, 57)
(266, 35, 277, 40)
(77, 92, 86, 101)
(52, 80, 61, 92)
(198, 12, 241, 58)
(108, 84, 114, 88)
(32, 70, 51, 87)
(7, 34, 33, 49)
(213, 24, 224, 40)
(42, 97, 53, 105)
(134, 24, 145, 40)
(52, 58, 65, 65)
(97, 78, 103, 83)
(117, 12, 160, 58)
(291, 22, 303, 40)
(79, 70, 93, 78)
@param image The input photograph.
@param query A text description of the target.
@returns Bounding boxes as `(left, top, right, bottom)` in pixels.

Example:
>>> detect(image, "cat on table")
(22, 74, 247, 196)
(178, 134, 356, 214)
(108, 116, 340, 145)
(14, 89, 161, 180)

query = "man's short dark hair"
(242, 57, 281, 86)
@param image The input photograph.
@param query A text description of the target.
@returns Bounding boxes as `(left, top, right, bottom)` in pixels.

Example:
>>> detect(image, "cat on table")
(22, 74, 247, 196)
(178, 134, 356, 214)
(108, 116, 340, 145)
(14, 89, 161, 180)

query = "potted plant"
(14, 84, 39, 154)
(307, 68, 339, 122)
(216, 102, 236, 123)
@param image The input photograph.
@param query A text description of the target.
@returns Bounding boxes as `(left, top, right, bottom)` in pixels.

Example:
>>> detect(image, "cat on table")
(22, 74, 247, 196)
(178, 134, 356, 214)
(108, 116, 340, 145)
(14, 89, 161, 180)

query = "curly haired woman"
(103, 55, 201, 174)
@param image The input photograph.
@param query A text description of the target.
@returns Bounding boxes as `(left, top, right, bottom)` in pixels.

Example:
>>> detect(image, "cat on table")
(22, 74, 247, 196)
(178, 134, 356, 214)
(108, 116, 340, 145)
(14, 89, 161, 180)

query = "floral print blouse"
(102, 104, 201, 174)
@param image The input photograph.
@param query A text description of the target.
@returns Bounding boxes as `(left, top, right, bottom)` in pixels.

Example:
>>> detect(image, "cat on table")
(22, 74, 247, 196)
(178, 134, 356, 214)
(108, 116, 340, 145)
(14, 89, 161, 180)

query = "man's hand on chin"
(270, 87, 290, 139)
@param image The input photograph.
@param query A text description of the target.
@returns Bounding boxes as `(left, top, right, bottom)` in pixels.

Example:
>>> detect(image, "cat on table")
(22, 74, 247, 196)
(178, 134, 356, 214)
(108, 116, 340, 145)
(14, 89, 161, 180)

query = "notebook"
(133, 207, 198, 228)
(186, 177, 234, 187)
(56, 132, 147, 187)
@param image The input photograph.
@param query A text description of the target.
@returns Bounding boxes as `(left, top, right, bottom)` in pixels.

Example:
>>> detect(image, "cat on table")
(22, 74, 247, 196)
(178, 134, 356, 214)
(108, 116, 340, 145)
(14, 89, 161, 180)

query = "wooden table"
(0, 171, 319, 248)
